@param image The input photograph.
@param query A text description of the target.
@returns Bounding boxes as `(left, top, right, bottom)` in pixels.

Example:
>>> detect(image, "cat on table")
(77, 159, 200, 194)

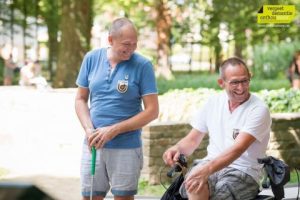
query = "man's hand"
(184, 164, 210, 194)
(162, 145, 181, 167)
(88, 125, 118, 149)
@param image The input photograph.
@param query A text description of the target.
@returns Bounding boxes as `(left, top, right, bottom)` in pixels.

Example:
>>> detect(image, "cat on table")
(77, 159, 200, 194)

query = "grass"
(157, 71, 290, 95)
(138, 179, 167, 197)
(290, 169, 300, 184)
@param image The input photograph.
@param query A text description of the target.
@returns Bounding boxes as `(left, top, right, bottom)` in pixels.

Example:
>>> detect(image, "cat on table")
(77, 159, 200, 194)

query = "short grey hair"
(219, 57, 251, 80)
(109, 18, 136, 37)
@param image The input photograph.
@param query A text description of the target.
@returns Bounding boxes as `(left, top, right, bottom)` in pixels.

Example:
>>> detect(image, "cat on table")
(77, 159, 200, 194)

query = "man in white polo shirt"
(163, 57, 271, 200)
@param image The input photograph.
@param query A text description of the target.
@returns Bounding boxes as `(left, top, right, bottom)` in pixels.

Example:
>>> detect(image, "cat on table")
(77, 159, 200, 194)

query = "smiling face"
(108, 25, 137, 62)
(218, 63, 251, 105)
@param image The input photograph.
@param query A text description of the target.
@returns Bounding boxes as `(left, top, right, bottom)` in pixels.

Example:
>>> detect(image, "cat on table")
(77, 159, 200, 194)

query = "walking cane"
(90, 146, 96, 200)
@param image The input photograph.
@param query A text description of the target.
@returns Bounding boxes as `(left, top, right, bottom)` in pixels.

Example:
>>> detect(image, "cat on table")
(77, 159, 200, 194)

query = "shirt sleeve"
(241, 105, 271, 142)
(139, 61, 158, 96)
(76, 52, 91, 88)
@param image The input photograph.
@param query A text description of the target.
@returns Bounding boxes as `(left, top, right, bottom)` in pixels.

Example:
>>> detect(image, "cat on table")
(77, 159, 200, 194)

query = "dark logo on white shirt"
(232, 129, 240, 140)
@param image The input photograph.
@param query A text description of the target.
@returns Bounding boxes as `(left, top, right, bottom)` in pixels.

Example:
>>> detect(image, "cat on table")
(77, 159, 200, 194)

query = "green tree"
(198, 0, 222, 73)
(2, 0, 61, 81)
(199, 0, 299, 73)
(53, 0, 92, 88)
(154, 0, 172, 79)
(39, 0, 60, 81)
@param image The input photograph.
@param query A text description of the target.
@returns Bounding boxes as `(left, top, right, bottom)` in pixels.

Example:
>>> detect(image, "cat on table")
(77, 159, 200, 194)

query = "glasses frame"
(223, 78, 251, 87)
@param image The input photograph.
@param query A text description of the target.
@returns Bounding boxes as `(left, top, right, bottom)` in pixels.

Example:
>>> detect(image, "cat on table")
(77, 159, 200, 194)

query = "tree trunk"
(234, 31, 246, 59)
(41, 0, 60, 82)
(47, 22, 58, 82)
(234, 42, 243, 59)
(53, 0, 92, 88)
(155, 0, 173, 79)
(214, 43, 222, 74)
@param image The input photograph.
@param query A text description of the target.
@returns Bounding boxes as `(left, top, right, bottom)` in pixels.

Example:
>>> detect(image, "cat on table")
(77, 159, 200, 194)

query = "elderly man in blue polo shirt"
(75, 18, 159, 200)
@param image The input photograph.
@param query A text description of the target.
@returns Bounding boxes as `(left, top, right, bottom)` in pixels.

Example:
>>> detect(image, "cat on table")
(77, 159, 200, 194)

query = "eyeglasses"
(224, 79, 250, 87)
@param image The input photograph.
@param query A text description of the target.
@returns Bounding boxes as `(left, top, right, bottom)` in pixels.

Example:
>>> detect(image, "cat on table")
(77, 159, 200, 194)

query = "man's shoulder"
(249, 94, 268, 108)
(131, 52, 151, 65)
(85, 48, 105, 59)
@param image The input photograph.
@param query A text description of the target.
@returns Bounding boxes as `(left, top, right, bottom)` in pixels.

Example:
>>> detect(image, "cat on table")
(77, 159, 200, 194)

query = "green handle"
(91, 146, 96, 175)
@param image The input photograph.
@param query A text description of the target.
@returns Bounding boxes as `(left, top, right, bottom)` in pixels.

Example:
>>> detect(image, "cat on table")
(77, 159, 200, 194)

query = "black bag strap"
(258, 156, 290, 200)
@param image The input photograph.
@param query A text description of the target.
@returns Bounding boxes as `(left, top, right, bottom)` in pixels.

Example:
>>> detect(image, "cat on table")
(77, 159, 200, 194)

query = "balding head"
(109, 18, 137, 38)
(219, 57, 251, 80)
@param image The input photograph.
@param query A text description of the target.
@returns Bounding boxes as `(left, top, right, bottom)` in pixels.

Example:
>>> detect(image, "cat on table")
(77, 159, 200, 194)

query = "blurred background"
(0, 0, 300, 199)
(0, 0, 299, 89)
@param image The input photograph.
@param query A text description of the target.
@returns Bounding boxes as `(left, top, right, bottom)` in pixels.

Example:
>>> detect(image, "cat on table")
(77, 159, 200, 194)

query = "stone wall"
(141, 113, 300, 184)
(267, 113, 300, 168)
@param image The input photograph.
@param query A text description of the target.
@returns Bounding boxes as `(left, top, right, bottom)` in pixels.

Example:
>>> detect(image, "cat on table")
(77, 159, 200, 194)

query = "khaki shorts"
(80, 139, 143, 197)
(180, 161, 259, 200)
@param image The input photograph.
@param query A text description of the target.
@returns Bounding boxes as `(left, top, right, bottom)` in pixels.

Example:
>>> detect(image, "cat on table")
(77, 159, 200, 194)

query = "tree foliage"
(198, 0, 299, 73)
(1, 0, 299, 87)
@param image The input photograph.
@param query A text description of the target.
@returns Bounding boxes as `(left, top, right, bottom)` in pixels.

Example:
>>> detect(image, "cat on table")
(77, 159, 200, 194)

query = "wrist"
(173, 144, 181, 153)
(111, 124, 120, 138)
(205, 161, 214, 175)
(84, 127, 94, 135)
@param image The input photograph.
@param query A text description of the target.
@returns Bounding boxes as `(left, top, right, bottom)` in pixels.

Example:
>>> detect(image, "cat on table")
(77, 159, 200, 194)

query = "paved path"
(0, 86, 162, 200)
(0, 86, 85, 200)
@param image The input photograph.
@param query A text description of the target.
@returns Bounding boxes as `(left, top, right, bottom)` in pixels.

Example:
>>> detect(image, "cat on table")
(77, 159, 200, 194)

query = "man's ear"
(218, 78, 224, 88)
(108, 35, 113, 45)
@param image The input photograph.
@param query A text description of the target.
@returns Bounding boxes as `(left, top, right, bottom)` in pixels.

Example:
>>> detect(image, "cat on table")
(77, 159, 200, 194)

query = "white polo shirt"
(191, 92, 271, 183)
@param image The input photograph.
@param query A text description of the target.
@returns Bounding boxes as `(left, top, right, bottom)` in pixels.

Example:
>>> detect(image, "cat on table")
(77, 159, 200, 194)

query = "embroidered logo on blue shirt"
(117, 80, 128, 93)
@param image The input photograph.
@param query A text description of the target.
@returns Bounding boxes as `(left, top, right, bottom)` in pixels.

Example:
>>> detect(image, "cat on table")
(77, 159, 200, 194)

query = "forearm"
(205, 133, 256, 175)
(176, 129, 205, 156)
(205, 146, 244, 175)
(113, 107, 158, 136)
(112, 94, 159, 136)
(163, 128, 204, 166)
(185, 138, 249, 187)
(75, 99, 94, 134)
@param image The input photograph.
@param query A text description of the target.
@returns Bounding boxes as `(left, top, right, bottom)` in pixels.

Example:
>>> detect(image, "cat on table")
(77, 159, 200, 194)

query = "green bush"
(157, 72, 219, 94)
(157, 88, 300, 122)
(253, 41, 300, 79)
(157, 72, 290, 95)
(258, 88, 300, 113)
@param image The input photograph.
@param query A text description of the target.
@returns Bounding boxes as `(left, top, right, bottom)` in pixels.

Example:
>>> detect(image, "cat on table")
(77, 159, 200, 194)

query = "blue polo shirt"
(76, 48, 157, 149)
